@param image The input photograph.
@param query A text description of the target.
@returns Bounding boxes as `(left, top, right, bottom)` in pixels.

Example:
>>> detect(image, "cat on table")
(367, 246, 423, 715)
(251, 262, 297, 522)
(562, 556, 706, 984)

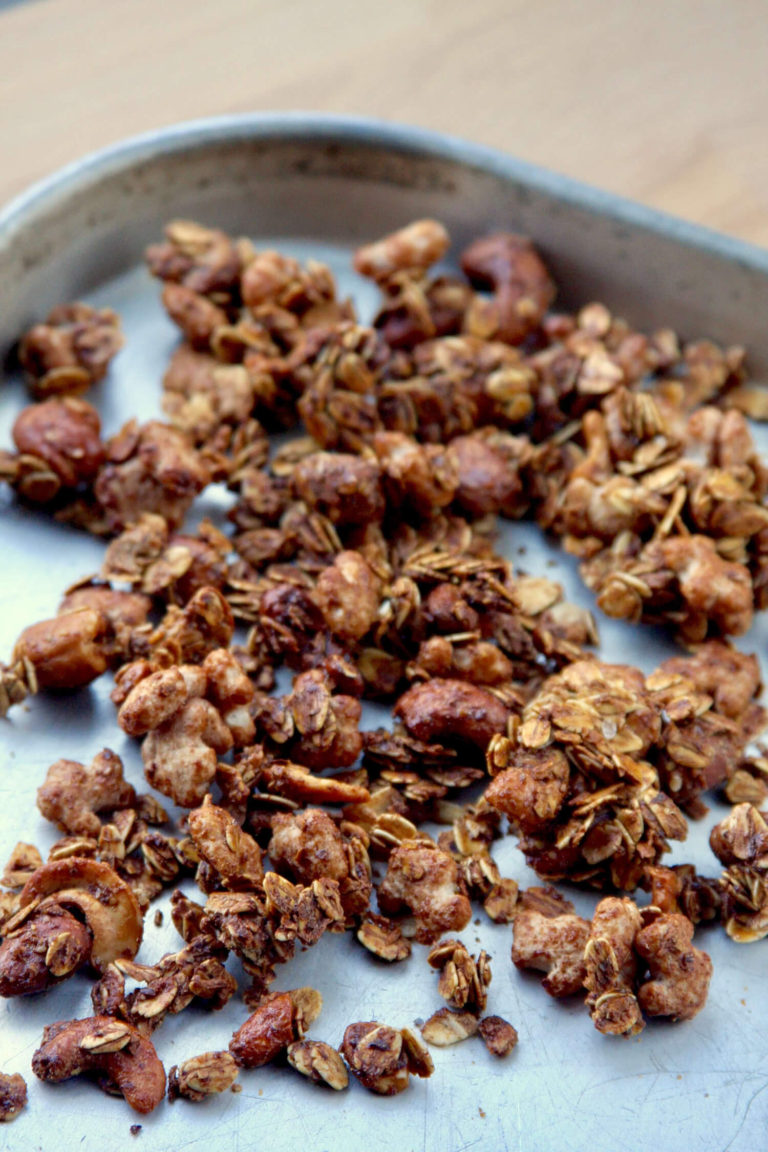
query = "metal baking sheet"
(1, 115, 768, 1152)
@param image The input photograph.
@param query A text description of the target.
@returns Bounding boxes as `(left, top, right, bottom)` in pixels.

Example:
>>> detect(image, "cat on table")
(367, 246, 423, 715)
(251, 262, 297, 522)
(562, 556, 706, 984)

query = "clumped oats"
(167, 1050, 239, 1102)
(427, 938, 492, 1014)
(286, 1040, 349, 1090)
(710, 803, 768, 941)
(19, 304, 123, 397)
(340, 1021, 433, 1095)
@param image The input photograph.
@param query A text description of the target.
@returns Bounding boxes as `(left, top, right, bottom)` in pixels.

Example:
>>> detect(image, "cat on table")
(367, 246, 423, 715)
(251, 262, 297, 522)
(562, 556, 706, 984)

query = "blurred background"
(1, 0, 767, 242)
(0, 0, 764, 243)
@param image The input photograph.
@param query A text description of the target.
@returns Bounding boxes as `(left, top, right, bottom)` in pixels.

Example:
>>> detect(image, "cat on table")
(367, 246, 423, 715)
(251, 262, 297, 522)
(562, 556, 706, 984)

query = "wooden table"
(1, 0, 767, 245)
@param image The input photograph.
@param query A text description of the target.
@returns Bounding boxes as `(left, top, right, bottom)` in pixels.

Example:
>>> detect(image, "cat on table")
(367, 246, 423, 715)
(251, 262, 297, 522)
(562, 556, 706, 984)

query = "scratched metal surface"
(1, 118, 768, 1152)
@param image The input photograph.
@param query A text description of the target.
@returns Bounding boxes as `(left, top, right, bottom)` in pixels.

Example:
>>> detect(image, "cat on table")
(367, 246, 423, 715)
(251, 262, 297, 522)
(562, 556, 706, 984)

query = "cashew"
(36, 749, 136, 837)
(377, 839, 471, 944)
(636, 913, 712, 1021)
(461, 232, 555, 345)
(118, 667, 189, 737)
(32, 1016, 165, 1114)
(19, 858, 143, 973)
(142, 696, 233, 808)
(511, 888, 590, 998)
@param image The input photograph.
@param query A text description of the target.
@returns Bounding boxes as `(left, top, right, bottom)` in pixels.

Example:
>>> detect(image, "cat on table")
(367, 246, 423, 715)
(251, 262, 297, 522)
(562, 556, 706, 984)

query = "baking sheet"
(2, 132, 768, 1152)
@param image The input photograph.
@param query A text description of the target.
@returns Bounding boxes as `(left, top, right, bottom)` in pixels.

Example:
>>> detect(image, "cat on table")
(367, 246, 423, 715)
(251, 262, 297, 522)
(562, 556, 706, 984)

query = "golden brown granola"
(2, 212, 767, 1125)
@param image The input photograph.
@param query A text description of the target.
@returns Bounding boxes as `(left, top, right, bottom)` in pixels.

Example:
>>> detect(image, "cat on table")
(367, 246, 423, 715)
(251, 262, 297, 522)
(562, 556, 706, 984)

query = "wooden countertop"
(1, 0, 767, 246)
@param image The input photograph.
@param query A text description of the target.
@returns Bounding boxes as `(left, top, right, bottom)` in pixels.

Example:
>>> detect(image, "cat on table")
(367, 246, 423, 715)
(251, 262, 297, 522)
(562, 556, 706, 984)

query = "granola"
(1, 212, 766, 1128)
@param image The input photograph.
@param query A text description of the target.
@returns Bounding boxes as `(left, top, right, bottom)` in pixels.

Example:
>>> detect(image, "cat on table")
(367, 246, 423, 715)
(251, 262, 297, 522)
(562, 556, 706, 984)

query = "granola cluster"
(485, 646, 764, 889)
(511, 886, 712, 1035)
(1, 215, 767, 1122)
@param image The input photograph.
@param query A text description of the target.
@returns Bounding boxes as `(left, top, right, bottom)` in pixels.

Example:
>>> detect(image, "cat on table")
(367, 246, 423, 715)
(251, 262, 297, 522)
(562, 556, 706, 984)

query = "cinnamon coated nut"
(32, 1016, 166, 1114)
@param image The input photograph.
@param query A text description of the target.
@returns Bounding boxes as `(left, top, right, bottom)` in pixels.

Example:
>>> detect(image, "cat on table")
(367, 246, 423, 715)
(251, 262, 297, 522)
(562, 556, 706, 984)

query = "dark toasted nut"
(461, 233, 555, 344)
(37, 749, 136, 837)
(373, 432, 459, 518)
(162, 282, 228, 349)
(394, 678, 510, 752)
(478, 1015, 518, 1057)
(290, 452, 384, 526)
(32, 1016, 166, 1114)
(584, 897, 644, 1036)
(13, 608, 109, 690)
(229, 992, 301, 1068)
(12, 397, 105, 489)
(286, 1040, 349, 1090)
(420, 1008, 479, 1047)
(19, 858, 143, 973)
(0, 906, 93, 996)
(340, 1021, 432, 1095)
(146, 219, 242, 296)
(167, 1051, 239, 1102)
(450, 433, 524, 518)
(0, 1072, 27, 1122)
(635, 914, 712, 1021)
